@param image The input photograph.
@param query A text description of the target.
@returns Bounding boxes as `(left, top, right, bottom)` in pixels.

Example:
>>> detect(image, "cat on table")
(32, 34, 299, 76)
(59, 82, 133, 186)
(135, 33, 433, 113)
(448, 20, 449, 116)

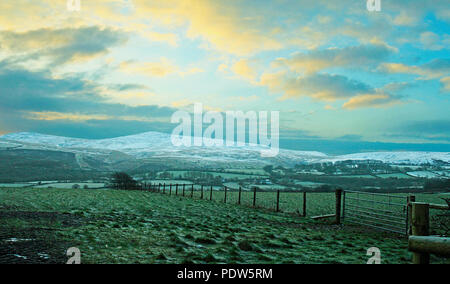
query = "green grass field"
(376, 173, 413, 179)
(164, 170, 269, 180)
(0, 187, 448, 264)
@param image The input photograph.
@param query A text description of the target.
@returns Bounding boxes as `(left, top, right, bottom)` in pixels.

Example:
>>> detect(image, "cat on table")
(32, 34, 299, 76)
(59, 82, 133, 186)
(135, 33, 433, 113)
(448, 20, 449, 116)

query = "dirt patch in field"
(0, 230, 68, 264)
(0, 211, 85, 264)
(0, 211, 86, 226)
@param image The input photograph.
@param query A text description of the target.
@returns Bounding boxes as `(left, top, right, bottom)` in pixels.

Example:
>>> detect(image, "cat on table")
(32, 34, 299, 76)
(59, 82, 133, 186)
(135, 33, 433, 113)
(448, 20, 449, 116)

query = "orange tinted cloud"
(119, 58, 203, 78)
(231, 59, 258, 81)
(133, 0, 282, 55)
(343, 94, 402, 110)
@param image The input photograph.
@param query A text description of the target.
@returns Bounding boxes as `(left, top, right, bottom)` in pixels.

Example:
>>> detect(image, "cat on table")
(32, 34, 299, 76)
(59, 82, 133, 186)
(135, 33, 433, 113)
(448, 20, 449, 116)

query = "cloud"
(25, 112, 113, 122)
(108, 84, 150, 92)
(0, 0, 448, 141)
(217, 63, 228, 73)
(179, 67, 204, 77)
(133, 0, 282, 55)
(119, 58, 177, 77)
(389, 120, 450, 143)
(140, 31, 178, 47)
(419, 32, 447, 51)
(402, 120, 450, 134)
(1, 0, 449, 57)
(1, 0, 283, 55)
(342, 94, 403, 110)
(256, 43, 406, 109)
(5, 118, 177, 140)
(338, 134, 363, 141)
(260, 72, 372, 101)
(231, 59, 258, 81)
(385, 0, 450, 26)
(393, 11, 419, 26)
(0, 66, 177, 136)
(25, 111, 170, 123)
(0, 26, 128, 67)
(273, 44, 396, 74)
(119, 58, 203, 78)
(378, 58, 450, 80)
(441, 77, 450, 93)
(381, 82, 414, 93)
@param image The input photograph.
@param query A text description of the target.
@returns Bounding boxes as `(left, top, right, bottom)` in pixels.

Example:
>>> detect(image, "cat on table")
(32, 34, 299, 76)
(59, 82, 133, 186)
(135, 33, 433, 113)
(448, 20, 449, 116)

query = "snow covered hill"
(322, 152, 450, 165)
(0, 132, 327, 168)
(1, 131, 449, 166)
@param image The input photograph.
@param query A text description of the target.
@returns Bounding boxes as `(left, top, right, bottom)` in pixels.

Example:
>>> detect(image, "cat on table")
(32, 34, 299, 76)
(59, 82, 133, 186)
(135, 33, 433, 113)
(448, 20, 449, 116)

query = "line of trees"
(110, 172, 140, 190)
(424, 179, 450, 191)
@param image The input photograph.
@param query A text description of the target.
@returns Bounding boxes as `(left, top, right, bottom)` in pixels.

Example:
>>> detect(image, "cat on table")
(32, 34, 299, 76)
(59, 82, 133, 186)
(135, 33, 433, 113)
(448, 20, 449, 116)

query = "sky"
(0, 0, 449, 153)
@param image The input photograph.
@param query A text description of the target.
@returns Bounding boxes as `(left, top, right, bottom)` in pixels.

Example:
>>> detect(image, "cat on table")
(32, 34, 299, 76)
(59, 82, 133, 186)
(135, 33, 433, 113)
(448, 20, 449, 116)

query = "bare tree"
(110, 172, 139, 190)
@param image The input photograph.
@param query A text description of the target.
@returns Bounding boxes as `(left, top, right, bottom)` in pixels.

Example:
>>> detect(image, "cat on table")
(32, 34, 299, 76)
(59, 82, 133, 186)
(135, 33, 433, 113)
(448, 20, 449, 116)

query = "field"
(146, 180, 194, 185)
(0, 187, 448, 264)
(0, 183, 33, 188)
(376, 173, 413, 179)
(294, 181, 325, 188)
(407, 171, 441, 178)
(34, 183, 105, 189)
(223, 169, 268, 175)
(0, 182, 106, 189)
(337, 175, 376, 179)
(164, 170, 269, 180)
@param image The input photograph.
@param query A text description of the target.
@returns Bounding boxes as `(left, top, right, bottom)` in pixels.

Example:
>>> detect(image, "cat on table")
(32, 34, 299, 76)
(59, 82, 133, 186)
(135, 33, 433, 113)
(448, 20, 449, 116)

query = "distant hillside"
(0, 131, 449, 181)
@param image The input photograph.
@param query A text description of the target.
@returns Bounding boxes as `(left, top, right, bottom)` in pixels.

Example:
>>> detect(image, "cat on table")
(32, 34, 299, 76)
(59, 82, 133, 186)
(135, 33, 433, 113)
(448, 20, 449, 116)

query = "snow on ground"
(322, 151, 450, 165)
(406, 171, 444, 179)
(1, 132, 449, 166)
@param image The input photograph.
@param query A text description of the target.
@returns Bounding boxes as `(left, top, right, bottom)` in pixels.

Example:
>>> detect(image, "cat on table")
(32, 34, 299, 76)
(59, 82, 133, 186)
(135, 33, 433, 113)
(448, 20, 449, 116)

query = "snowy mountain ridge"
(1, 131, 449, 166)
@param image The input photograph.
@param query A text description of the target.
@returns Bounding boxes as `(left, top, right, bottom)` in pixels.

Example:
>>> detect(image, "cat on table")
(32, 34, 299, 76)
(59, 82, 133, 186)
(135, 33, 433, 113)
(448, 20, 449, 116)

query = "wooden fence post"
(238, 187, 242, 205)
(253, 187, 257, 207)
(335, 189, 342, 225)
(182, 184, 185, 196)
(201, 185, 204, 199)
(303, 192, 307, 217)
(224, 186, 228, 203)
(411, 202, 430, 264)
(407, 195, 416, 235)
(163, 183, 166, 194)
(276, 190, 280, 212)
(176, 184, 178, 196)
(191, 184, 194, 198)
(169, 184, 172, 196)
(210, 186, 213, 201)
(342, 190, 346, 221)
(409, 236, 450, 259)
(158, 183, 161, 193)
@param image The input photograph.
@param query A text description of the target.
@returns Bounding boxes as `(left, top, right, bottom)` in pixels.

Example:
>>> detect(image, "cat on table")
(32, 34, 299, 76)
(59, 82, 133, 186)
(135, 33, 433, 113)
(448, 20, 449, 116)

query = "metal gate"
(343, 190, 409, 235)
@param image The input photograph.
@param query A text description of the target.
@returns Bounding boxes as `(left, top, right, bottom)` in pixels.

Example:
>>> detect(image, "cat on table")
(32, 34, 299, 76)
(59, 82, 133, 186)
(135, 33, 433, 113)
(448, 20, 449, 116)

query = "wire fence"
(139, 182, 449, 236)
(142, 182, 314, 216)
